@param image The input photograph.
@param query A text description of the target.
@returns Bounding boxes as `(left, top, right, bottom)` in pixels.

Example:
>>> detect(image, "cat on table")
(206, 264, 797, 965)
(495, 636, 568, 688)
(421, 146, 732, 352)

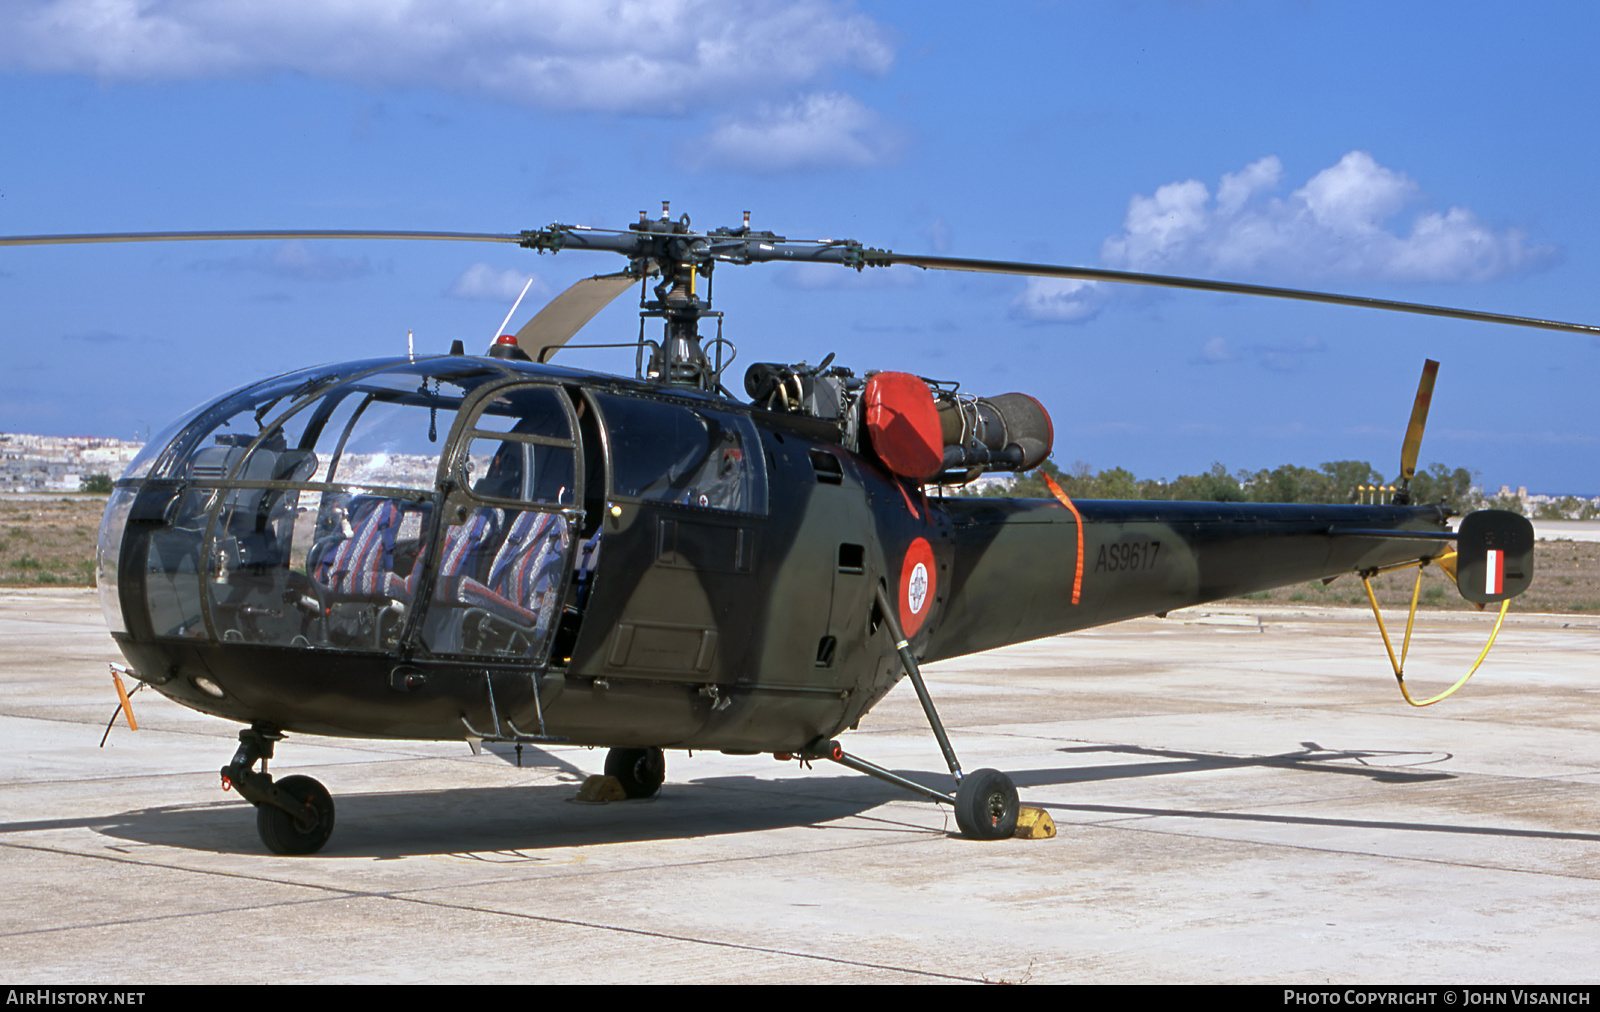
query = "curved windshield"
(103, 359, 592, 669)
(146, 364, 362, 482)
(122, 411, 202, 481)
(133, 359, 500, 651)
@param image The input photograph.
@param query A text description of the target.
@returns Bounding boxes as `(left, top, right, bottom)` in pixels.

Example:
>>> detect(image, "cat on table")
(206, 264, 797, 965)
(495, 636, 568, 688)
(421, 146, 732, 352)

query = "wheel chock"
(574, 774, 627, 803)
(1013, 805, 1056, 840)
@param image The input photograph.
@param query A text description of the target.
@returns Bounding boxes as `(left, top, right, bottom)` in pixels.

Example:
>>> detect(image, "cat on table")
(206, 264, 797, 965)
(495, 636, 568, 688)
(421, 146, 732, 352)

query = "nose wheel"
(255, 774, 336, 855)
(221, 727, 337, 855)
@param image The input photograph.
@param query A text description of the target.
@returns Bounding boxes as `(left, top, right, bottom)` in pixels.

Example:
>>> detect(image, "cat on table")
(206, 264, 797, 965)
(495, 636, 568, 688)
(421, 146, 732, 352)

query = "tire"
(256, 775, 336, 855)
(953, 768, 1018, 840)
(604, 747, 666, 799)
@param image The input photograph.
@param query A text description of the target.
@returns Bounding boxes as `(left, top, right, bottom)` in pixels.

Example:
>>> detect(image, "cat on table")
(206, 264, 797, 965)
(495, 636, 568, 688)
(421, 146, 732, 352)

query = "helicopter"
(3, 206, 1581, 854)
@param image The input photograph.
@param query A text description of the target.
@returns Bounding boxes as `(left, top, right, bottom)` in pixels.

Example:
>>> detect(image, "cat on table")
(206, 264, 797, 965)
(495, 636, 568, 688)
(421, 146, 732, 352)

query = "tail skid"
(1355, 509, 1533, 706)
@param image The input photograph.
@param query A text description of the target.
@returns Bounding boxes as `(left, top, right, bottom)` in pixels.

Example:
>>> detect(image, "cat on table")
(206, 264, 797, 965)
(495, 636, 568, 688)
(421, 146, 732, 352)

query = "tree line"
(982, 459, 1553, 516)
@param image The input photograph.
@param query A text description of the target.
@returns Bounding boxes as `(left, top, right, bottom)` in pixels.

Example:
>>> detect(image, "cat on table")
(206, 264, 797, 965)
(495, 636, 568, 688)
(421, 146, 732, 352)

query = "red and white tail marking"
(1485, 548, 1504, 596)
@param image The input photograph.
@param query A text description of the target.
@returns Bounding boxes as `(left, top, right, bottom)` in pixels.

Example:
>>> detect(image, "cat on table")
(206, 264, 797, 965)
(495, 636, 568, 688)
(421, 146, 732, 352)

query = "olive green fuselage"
(105, 357, 1449, 754)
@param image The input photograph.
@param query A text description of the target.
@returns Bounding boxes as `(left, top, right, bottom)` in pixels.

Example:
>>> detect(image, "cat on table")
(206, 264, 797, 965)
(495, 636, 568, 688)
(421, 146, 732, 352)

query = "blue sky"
(2, 0, 1596, 494)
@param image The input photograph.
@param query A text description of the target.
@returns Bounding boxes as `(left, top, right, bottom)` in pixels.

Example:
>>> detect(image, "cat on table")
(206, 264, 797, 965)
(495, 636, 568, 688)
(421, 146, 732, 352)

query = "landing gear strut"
(809, 588, 1023, 841)
(221, 727, 336, 855)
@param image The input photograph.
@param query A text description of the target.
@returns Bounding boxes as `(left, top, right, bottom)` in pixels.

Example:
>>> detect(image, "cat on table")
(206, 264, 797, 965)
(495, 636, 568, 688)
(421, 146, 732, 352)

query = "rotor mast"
(518, 203, 726, 390)
(634, 203, 719, 388)
(516, 204, 871, 391)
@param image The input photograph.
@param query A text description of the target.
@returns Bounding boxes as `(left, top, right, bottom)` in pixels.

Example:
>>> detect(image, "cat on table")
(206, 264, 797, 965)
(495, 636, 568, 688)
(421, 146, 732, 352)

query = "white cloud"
(1193, 336, 1236, 365)
(446, 263, 548, 302)
(1101, 152, 1555, 284)
(1189, 334, 1325, 372)
(1251, 335, 1326, 374)
(195, 240, 370, 281)
(1009, 278, 1103, 323)
(0, 0, 894, 114)
(690, 92, 904, 172)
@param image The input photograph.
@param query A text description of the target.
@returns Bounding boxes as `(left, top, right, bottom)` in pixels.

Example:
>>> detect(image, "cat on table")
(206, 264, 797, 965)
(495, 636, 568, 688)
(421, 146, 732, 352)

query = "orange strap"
(1042, 472, 1084, 605)
(111, 670, 138, 731)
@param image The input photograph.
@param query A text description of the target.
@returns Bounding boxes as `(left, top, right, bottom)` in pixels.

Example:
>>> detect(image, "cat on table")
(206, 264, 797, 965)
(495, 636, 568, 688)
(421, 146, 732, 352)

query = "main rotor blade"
(870, 252, 1600, 337)
(1400, 359, 1440, 482)
(514, 272, 637, 363)
(13, 225, 1599, 339)
(0, 230, 523, 246)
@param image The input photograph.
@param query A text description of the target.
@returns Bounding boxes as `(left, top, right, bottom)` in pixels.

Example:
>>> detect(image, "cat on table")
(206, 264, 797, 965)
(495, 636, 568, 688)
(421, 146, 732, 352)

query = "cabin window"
(595, 393, 767, 514)
(455, 385, 578, 508)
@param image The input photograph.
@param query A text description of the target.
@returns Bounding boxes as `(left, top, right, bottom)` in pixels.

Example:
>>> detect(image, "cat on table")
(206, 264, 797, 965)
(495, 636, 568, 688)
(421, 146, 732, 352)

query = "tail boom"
(923, 497, 1452, 662)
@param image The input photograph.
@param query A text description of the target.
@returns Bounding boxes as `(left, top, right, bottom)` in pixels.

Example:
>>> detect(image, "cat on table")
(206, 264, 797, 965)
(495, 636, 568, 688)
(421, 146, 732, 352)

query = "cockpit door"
(413, 381, 585, 666)
(578, 393, 768, 685)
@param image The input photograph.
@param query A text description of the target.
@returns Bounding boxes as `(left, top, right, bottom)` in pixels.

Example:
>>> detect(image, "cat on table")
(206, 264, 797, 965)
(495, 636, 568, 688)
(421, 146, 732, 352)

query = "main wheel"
(604, 747, 666, 799)
(953, 768, 1018, 840)
(256, 774, 336, 855)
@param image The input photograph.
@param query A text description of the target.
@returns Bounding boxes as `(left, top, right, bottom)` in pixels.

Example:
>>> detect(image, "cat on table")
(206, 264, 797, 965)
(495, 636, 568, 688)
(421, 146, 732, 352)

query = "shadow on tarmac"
(7, 774, 934, 858)
(7, 740, 1596, 857)
(1046, 741, 1458, 784)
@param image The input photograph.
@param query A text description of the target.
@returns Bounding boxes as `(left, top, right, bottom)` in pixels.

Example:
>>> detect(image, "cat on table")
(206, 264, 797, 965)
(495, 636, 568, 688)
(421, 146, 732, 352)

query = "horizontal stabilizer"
(1453, 510, 1534, 604)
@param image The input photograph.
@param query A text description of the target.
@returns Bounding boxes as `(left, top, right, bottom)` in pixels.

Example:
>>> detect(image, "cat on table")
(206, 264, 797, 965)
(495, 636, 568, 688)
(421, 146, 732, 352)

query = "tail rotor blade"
(1400, 359, 1440, 483)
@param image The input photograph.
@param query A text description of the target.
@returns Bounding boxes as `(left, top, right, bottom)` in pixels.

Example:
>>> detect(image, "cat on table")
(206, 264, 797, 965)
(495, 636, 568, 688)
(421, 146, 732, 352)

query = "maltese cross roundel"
(898, 537, 937, 637)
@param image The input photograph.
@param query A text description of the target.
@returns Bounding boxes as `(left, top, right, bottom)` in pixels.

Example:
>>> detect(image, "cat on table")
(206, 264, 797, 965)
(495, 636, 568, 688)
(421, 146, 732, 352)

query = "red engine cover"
(863, 371, 943, 480)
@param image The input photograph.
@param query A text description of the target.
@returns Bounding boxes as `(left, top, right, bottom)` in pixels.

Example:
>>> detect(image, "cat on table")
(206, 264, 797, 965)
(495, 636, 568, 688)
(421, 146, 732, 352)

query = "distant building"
(0, 433, 144, 492)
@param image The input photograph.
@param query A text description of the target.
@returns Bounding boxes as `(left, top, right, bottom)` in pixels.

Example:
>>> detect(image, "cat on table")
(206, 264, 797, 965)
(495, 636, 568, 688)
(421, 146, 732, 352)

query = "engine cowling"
(862, 372, 1053, 481)
(934, 391, 1053, 473)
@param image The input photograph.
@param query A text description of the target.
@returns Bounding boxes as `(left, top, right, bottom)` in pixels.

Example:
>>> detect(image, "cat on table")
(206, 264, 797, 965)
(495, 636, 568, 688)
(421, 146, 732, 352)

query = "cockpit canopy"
(99, 357, 766, 661)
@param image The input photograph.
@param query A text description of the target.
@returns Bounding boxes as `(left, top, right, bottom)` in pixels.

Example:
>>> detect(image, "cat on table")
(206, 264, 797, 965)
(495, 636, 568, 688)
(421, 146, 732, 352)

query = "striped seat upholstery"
(313, 498, 406, 598)
(433, 507, 501, 588)
(454, 510, 570, 651)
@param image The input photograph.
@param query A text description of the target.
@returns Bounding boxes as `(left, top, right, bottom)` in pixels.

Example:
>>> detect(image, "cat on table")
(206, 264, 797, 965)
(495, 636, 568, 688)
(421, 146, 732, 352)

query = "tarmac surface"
(1531, 519, 1600, 543)
(2, 588, 1598, 984)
